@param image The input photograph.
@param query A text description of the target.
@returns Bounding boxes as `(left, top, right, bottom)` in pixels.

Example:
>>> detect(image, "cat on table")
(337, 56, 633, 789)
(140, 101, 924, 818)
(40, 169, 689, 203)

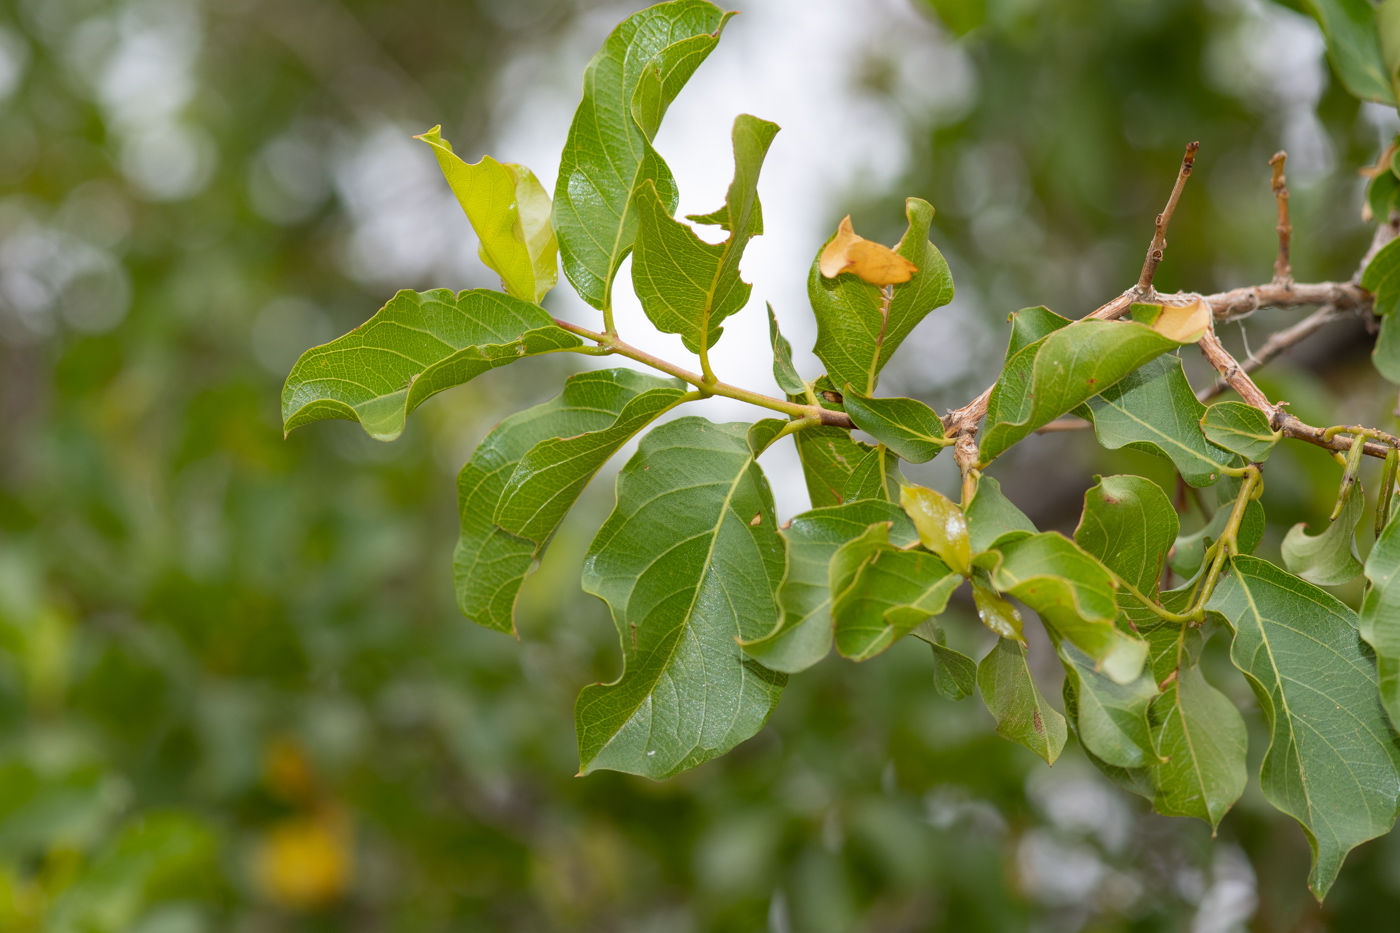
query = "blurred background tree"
(1, 0, 1398, 929)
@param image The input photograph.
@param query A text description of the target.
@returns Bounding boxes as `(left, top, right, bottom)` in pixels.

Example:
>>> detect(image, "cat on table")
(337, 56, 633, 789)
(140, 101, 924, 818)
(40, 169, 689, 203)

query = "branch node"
(1135, 141, 1200, 296)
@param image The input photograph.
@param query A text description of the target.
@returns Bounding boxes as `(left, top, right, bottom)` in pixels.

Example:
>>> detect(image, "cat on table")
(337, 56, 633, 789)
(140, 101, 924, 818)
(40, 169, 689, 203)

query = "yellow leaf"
(819, 216, 918, 285)
(1149, 296, 1210, 343)
(900, 484, 970, 576)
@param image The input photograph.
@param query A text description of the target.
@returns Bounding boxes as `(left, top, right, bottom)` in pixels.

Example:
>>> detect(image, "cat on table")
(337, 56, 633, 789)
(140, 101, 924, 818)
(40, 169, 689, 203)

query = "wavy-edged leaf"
(988, 532, 1146, 684)
(552, 2, 732, 309)
(416, 127, 557, 303)
(1297, 0, 1396, 105)
(829, 522, 961, 660)
(911, 620, 977, 700)
(793, 426, 874, 508)
(741, 501, 916, 673)
(576, 416, 787, 779)
(767, 303, 806, 396)
(1209, 555, 1400, 899)
(844, 391, 948, 463)
(283, 289, 581, 441)
(979, 320, 1184, 462)
(809, 197, 953, 396)
(978, 638, 1067, 764)
(1077, 356, 1238, 486)
(1281, 482, 1364, 586)
(844, 444, 901, 502)
(632, 114, 778, 353)
(454, 369, 683, 634)
(493, 385, 689, 542)
(1073, 474, 1176, 609)
(1201, 401, 1279, 462)
(966, 474, 1037, 554)
(1364, 512, 1400, 732)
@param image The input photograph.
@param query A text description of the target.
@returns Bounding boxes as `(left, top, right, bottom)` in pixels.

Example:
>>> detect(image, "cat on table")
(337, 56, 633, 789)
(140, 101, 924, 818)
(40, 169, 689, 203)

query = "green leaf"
(1209, 556, 1400, 899)
(978, 638, 1067, 764)
(576, 416, 787, 779)
(979, 320, 1185, 462)
(910, 620, 977, 700)
(1073, 474, 1176, 606)
(632, 114, 779, 353)
(552, 2, 733, 310)
(792, 426, 875, 508)
(1368, 167, 1400, 226)
(809, 197, 953, 396)
(493, 385, 689, 543)
(828, 522, 961, 660)
(1363, 236, 1400, 318)
(1374, 313, 1400, 383)
(1077, 356, 1238, 486)
(416, 127, 558, 304)
(741, 500, 917, 673)
(844, 444, 901, 503)
(966, 474, 1037, 554)
(1057, 638, 1159, 769)
(1281, 482, 1364, 586)
(900, 484, 970, 575)
(844, 391, 948, 463)
(1005, 305, 1072, 355)
(1363, 512, 1400, 732)
(1201, 401, 1279, 462)
(282, 289, 582, 441)
(767, 304, 807, 397)
(988, 532, 1147, 684)
(972, 576, 1023, 641)
(454, 369, 684, 634)
(1297, 0, 1396, 104)
(1143, 620, 1248, 828)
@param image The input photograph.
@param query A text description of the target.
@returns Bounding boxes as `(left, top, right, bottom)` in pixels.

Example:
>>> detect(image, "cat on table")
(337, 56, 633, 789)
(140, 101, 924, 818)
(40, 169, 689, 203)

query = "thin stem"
(1188, 464, 1262, 617)
(552, 317, 856, 429)
(1109, 571, 1198, 625)
(1135, 141, 1200, 296)
(772, 415, 821, 442)
(1197, 303, 1344, 403)
(1270, 151, 1292, 286)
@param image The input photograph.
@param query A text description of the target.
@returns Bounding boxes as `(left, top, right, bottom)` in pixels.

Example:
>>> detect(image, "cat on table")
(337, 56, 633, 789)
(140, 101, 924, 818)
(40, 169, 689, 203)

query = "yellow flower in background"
(252, 809, 352, 911)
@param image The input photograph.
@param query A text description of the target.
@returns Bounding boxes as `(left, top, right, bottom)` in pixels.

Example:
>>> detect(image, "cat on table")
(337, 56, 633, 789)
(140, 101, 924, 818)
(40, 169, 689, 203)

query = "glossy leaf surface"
(829, 522, 960, 660)
(552, 1, 732, 309)
(741, 500, 916, 673)
(900, 484, 970, 575)
(577, 417, 787, 779)
(980, 320, 1184, 461)
(844, 392, 948, 463)
(809, 197, 953, 396)
(282, 289, 581, 441)
(1201, 401, 1278, 462)
(1210, 556, 1400, 899)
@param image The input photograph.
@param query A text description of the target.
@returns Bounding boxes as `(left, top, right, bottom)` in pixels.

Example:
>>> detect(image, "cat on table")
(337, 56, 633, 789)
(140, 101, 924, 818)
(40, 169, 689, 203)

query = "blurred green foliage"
(4, 0, 1400, 929)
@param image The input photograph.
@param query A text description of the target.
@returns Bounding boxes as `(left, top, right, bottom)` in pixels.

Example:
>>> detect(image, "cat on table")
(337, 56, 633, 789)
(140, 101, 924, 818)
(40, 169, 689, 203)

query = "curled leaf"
(818, 216, 918, 285)
(1133, 297, 1210, 343)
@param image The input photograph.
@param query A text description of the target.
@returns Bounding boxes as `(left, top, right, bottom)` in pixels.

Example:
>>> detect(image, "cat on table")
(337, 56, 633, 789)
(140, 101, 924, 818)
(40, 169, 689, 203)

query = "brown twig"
(1270, 152, 1292, 286)
(1135, 142, 1199, 296)
(1196, 304, 1345, 403)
